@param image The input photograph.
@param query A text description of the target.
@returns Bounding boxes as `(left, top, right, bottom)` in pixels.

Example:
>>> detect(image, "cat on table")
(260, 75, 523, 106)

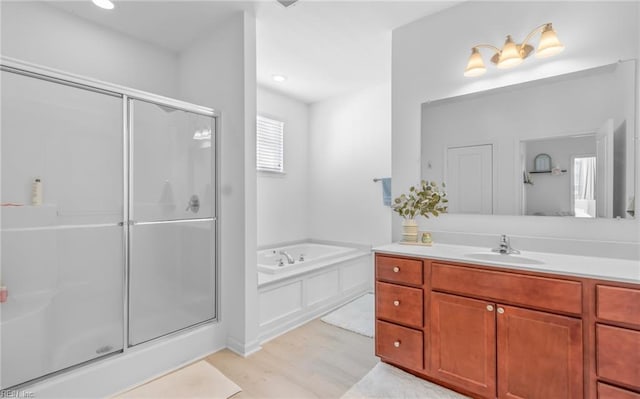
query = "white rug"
(115, 360, 242, 399)
(321, 293, 374, 337)
(341, 362, 469, 399)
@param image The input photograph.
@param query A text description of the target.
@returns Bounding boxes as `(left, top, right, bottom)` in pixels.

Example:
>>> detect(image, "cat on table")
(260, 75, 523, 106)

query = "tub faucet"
(279, 250, 295, 264)
(492, 234, 520, 255)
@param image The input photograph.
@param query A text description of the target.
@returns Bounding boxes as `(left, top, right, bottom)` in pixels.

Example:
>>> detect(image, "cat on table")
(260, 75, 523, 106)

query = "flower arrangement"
(392, 180, 448, 220)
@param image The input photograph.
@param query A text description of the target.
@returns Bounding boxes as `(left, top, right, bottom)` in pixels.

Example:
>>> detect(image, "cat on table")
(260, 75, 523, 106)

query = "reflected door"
(446, 145, 493, 214)
(1, 70, 124, 388)
(596, 119, 614, 218)
(128, 99, 216, 346)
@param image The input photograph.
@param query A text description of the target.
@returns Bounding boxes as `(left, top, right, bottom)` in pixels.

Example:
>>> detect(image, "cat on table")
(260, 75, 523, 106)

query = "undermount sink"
(464, 252, 545, 265)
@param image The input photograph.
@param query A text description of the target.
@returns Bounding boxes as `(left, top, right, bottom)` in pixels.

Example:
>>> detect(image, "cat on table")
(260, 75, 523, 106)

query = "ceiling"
(50, 0, 458, 103)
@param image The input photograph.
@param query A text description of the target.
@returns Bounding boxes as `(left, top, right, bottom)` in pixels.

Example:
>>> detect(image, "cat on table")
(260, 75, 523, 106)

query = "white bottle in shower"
(31, 178, 43, 206)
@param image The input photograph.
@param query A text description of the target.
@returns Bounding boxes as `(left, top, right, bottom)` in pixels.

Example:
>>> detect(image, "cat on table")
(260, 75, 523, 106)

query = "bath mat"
(321, 293, 374, 337)
(341, 362, 469, 399)
(115, 360, 242, 399)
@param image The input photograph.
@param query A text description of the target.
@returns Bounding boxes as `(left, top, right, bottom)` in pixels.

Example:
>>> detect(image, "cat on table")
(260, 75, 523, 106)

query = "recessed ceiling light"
(92, 0, 115, 10)
(272, 75, 287, 83)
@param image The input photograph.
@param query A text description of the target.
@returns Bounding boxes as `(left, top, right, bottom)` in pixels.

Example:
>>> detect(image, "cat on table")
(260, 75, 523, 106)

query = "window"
(256, 115, 284, 173)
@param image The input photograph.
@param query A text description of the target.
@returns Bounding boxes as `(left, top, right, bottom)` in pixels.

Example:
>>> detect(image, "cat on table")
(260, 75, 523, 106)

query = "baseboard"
(226, 336, 262, 358)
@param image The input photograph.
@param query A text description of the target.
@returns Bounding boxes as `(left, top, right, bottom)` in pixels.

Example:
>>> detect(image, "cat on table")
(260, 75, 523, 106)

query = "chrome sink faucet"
(492, 234, 520, 255)
(279, 250, 295, 264)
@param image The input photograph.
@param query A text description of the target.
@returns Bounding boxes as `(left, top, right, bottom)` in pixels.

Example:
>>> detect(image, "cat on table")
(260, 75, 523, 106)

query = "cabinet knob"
(392, 266, 400, 273)
(393, 300, 400, 306)
(497, 307, 505, 314)
(486, 305, 494, 311)
(393, 341, 401, 348)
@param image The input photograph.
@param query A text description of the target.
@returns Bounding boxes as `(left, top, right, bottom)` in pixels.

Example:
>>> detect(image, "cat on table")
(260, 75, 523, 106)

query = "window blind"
(257, 115, 284, 172)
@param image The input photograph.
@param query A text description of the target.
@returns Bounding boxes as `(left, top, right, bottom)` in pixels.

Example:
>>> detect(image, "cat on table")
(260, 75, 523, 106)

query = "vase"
(402, 219, 419, 242)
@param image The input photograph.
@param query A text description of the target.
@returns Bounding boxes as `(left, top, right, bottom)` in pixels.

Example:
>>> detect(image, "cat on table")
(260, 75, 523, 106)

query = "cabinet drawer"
(432, 263, 582, 315)
(376, 255, 423, 286)
(597, 324, 640, 389)
(376, 282, 423, 328)
(597, 285, 640, 328)
(376, 320, 423, 370)
(598, 383, 640, 399)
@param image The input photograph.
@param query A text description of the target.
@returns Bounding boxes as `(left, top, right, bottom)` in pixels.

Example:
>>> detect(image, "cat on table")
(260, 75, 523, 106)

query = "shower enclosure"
(0, 59, 218, 389)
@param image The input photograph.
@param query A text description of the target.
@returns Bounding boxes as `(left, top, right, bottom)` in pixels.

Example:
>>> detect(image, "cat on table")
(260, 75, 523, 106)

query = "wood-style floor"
(206, 319, 379, 398)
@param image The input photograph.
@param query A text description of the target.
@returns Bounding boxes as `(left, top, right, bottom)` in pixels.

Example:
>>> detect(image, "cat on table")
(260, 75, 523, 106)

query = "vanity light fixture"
(464, 23, 564, 77)
(92, 0, 115, 10)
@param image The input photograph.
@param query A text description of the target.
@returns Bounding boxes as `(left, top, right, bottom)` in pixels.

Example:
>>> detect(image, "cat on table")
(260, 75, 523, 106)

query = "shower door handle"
(185, 195, 200, 213)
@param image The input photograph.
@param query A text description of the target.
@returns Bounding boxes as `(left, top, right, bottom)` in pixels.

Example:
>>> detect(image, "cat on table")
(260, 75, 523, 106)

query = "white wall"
(0, 2, 179, 97)
(257, 87, 310, 247)
(392, 1, 640, 253)
(178, 12, 259, 356)
(309, 83, 392, 247)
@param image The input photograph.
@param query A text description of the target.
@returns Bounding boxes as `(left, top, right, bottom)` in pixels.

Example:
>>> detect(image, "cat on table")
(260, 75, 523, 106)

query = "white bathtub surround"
(341, 362, 469, 399)
(257, 241, 372, 343)
(258, 242, 361, 275)
(374, 242, 640, 284)
(321, 293, 374, 338)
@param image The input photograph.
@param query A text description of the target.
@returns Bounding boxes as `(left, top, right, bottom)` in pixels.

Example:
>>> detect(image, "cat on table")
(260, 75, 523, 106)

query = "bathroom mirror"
(421, 60, 636, 218)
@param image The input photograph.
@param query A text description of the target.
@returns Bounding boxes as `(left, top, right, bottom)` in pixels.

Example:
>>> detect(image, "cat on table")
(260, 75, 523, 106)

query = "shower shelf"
(528, 170, 567, 174)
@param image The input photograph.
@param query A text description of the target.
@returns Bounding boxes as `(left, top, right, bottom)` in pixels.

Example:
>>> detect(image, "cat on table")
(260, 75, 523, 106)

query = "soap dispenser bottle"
(31, 178, 43, 206)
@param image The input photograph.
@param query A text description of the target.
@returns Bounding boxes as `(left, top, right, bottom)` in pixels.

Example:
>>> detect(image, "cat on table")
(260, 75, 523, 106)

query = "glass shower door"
(128, 99, 216, 346)
(1, 70, 124, 388)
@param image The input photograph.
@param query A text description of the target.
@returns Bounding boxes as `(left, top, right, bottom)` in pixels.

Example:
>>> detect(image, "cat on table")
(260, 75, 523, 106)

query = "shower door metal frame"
(0, 56, 220, 385)
(125, 96, 219, 347)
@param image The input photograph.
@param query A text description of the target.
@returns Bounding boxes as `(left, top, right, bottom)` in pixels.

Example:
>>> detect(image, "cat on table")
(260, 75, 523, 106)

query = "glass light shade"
(464, 48, 486, 77)
(536, 24, 565, 58)
(92, 0, 114, 9)
(497, 36, 523, 69)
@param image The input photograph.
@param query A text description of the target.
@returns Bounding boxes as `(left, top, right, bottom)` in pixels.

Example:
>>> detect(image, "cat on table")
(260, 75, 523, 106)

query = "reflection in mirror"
(421, 60, 636, 218)
(573, 156, 596, 218)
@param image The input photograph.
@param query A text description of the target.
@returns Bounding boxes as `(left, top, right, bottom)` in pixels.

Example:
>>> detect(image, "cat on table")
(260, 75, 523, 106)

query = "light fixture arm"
(472, 44, 502, 55)
(520, 23, 552, 50)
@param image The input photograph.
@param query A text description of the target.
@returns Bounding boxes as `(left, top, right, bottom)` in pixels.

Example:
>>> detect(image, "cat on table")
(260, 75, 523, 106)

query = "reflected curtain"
(574, 157, 596, 200)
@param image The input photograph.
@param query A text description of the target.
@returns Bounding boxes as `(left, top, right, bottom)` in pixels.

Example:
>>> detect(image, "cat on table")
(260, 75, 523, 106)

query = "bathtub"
(257, 241, 372, 343)
(257, 243, 359, 275)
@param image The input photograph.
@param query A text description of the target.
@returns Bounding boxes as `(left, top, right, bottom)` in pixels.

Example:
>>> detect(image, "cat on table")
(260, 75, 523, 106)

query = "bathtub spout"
(279, 250, 295, 264)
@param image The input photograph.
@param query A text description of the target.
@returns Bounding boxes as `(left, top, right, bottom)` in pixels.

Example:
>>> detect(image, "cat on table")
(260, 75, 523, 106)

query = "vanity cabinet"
(496, 304, 583, 399)
(375, 252, 640, 399)
(430, 292, 496, 397)
(429, 260, 583, 397)
(595, 285, 640, 396)
(430, 288, 583, 398)
(374, 255, 425, 372)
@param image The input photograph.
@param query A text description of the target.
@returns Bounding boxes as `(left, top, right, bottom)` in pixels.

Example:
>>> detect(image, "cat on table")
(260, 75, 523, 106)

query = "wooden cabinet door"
(430, 292, 496, 398)
(497, 305, 583, 399)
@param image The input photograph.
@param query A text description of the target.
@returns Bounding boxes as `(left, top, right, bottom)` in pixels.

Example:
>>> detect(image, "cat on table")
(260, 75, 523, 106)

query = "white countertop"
(373, 242, 640, 284)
